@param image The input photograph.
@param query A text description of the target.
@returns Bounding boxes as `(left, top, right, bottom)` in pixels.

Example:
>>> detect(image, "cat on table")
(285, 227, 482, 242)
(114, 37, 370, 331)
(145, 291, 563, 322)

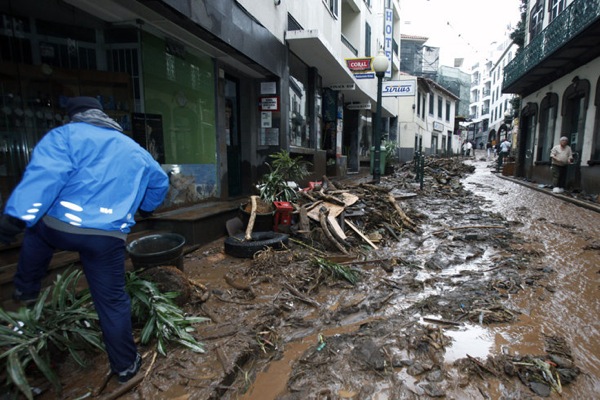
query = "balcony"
(503, 0, 600, 95)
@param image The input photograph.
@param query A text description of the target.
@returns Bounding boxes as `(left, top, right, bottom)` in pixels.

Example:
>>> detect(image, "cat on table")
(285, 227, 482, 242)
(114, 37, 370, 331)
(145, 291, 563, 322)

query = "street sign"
(329, 83, 356, 90)
(347, 102, 371, 110)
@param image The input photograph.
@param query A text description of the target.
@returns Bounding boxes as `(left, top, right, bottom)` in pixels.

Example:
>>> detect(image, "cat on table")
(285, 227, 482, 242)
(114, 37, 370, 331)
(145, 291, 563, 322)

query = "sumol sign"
(382, 81, 415, 97)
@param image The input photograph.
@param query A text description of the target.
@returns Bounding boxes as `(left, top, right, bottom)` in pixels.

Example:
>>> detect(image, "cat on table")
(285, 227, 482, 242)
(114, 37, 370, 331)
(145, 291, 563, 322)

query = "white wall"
(521, 56, 600, 162)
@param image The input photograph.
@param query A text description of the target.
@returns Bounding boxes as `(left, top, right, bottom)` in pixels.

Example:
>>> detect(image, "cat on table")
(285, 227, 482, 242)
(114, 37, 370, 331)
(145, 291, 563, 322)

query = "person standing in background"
(550, 136, 574, 193)
(497, 138, 511, 172)
(0, 96, 170, 384)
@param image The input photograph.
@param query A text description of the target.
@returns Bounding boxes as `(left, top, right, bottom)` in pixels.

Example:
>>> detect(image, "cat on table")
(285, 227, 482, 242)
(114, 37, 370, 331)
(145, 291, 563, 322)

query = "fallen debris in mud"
(29, 157, 588, 399)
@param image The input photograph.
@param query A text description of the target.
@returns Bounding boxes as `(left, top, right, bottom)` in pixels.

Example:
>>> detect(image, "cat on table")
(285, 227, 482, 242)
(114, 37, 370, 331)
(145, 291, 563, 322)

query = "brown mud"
(32, 157, 600, 399)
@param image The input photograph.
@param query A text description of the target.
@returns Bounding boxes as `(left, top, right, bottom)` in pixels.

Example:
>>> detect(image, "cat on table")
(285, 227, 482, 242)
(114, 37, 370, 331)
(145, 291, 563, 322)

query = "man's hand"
(0, 215, 25, 245)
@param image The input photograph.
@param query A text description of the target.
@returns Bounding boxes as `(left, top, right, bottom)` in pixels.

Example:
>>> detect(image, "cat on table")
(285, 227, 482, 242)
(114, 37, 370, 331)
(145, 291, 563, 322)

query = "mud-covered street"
(41, 157, 600, 400)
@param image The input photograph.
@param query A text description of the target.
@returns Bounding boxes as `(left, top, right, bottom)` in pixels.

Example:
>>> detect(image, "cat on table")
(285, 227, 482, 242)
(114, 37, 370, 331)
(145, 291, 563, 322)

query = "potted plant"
(383, 140, 398, 175)
(240, 150, 311, 230)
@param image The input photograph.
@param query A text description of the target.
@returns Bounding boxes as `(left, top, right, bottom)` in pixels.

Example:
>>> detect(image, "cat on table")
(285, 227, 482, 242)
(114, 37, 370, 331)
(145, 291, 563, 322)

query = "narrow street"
(463, 157, 600, 398)
(37, 157, 600, 400)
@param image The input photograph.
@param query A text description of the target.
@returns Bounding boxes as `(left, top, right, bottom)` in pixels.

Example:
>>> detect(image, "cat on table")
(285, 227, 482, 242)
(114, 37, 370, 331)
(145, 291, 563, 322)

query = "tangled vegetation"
(0, 268, 208, 399)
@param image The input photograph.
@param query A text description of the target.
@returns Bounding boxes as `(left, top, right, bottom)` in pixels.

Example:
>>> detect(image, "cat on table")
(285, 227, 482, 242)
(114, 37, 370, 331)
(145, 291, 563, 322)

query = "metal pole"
(373, 70, 385, 183)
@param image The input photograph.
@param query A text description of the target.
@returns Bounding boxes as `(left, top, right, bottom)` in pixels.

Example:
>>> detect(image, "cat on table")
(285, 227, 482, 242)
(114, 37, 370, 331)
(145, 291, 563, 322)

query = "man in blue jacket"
(0, 96, 169, 383)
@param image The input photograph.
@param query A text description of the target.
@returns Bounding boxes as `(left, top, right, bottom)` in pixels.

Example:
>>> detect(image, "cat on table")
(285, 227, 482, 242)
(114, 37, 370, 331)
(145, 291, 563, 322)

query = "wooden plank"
(344, 219, 378, 249)
(327, 216, 347, 240)
(307, 202, 344, 221)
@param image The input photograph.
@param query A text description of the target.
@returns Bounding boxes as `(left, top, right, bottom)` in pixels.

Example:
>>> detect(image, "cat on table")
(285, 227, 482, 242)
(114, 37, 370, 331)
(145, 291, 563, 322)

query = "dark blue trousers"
(13, 220, 137, 373)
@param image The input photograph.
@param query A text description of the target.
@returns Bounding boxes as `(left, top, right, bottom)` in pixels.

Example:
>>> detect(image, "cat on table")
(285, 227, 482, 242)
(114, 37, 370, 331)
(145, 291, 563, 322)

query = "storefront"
(0, 0, 294, 214)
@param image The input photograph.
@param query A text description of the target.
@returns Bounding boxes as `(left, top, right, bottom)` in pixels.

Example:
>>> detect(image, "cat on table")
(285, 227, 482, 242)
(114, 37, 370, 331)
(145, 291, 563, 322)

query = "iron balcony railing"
(504, 0, 600, 89)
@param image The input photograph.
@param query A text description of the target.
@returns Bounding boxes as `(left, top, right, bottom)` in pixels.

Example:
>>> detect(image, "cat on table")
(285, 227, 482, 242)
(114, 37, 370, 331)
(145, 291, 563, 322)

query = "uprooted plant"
(258, 150, 312, 203)
(0, 268, 208, 399)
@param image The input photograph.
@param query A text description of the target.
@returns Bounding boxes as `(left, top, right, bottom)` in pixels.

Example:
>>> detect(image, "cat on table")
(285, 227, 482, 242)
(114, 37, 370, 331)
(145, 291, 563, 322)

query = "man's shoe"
(557, 188, 565, 193)
(12, 289, 38, 306)
(117, 353, 142, 383)
(552, 187, 560, 193)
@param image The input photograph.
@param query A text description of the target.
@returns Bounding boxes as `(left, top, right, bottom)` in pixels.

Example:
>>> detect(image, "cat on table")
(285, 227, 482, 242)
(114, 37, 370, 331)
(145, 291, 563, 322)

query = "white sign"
(329, 83, 356, 90)
(261, 111, 272, 128)
(347, 102, 371, 110)
(260, 82, 277, 95)
(382, 81, 415, 97)
(384, 8, 393, 79)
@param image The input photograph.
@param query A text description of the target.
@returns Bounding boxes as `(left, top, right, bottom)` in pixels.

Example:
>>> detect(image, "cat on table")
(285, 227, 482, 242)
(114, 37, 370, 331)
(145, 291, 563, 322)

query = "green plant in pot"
(258, 150, 311, 203)
(383, 140, 398, 175)
(241, 150, 311, 230)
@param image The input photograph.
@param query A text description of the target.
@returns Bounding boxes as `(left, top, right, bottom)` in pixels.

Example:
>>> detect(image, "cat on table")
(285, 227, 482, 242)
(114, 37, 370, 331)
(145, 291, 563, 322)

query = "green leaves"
(259, 150, 312, 202)
(0, 269, 100, 399)
(1, 268, 208, 398)
(126, 270, 209, 356)
(312, 257, 360, 285)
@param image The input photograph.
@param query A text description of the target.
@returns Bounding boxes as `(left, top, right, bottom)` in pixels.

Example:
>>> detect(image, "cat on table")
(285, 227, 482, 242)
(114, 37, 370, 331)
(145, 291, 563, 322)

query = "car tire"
(224, 231, 289, 258)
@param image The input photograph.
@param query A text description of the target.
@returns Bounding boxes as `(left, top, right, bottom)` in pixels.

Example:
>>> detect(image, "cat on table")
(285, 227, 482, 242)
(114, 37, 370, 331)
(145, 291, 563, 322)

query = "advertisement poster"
(260, 128, 279, 146)
(132, 113, 165, 163)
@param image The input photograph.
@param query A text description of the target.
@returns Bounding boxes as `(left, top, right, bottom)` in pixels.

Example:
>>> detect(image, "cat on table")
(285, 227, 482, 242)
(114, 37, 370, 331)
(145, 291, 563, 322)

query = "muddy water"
(241, 161, 600, 399)
(463, 161, 600, 397)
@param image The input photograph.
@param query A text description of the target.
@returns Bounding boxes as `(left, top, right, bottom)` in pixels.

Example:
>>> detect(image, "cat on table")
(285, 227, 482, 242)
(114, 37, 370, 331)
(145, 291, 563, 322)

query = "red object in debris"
(273, 201, 294, 231)
(301, 181, 322, 192)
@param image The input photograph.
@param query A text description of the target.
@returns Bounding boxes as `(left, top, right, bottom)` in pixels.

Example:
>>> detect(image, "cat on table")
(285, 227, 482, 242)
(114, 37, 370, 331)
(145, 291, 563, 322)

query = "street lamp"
(372, 49, 389, 183)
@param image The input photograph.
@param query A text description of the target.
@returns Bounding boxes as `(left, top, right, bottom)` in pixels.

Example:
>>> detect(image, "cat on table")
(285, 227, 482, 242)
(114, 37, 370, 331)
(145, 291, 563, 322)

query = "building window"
(530, 0, 545, 39)
(428, 93, 434, 115)
(365, 23, 371, 57)
(445, 101, 450, 122)
(326, 0, 338, 17)
(437, 96, 442, 118)
(549, 0, 566, 23)
(417, 91, 421, 117)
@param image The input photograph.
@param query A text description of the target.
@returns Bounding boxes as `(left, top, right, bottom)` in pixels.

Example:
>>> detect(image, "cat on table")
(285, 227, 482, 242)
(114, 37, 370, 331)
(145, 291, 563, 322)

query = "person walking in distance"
(550, 136, 574, 193)
(0, 96, 170, 383)
(497, 137, 511, 172)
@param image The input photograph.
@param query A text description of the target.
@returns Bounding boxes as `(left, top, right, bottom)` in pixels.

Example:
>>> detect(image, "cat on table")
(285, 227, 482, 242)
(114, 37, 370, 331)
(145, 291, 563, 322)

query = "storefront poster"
(260, 128, 279, 146)
(132, 113, 165, 163)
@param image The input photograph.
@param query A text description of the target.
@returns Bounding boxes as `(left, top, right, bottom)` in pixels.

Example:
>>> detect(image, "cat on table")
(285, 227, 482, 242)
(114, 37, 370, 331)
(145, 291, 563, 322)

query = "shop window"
(289, 52, 310, 148)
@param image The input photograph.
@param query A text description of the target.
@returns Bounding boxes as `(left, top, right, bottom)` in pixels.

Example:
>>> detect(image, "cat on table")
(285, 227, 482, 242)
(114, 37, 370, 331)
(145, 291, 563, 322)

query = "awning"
(286, 29, 396, 117)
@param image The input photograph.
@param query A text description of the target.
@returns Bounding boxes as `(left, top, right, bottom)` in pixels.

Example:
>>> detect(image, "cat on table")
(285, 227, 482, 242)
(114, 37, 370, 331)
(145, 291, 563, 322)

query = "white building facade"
(503, 0, 600, 194)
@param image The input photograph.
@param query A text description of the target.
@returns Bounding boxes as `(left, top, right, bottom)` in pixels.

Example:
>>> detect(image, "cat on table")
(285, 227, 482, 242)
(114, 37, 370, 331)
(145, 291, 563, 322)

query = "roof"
(418, 77, 460, 101)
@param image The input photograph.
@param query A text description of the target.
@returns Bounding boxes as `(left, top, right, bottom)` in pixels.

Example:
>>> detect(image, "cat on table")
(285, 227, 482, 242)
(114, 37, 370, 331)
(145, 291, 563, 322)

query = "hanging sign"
(329, 83, 356, 90)
(347, 102, 371, 110)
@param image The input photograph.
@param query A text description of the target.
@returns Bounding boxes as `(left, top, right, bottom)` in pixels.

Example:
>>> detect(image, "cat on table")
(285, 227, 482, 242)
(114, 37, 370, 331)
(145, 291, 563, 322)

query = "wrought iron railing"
(503, 0, 600, 90)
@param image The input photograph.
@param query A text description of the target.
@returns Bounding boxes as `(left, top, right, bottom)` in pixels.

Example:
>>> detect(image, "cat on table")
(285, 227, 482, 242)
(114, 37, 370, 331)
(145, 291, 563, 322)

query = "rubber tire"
(224, 231, 289, 258)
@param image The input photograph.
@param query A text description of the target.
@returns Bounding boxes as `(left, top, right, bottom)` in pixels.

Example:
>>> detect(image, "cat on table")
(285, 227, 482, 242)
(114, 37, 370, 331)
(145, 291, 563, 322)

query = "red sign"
(346, 58, 373, 73)
(259, 96, 279, 111)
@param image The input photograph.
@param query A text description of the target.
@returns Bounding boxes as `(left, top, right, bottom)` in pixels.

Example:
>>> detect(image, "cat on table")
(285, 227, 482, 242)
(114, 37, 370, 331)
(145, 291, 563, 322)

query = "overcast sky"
(400, 0, 522, 68)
